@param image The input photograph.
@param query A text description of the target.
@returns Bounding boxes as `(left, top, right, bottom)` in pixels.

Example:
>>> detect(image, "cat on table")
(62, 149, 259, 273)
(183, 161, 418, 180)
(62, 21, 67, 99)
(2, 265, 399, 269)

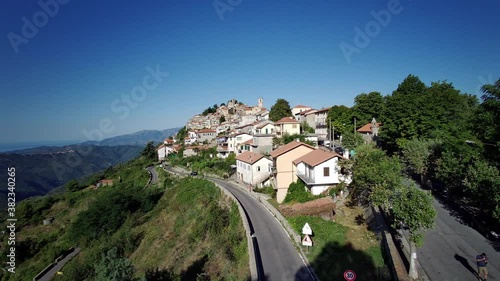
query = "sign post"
(343, 270, 356, 281)
(302, 223, 313, 252)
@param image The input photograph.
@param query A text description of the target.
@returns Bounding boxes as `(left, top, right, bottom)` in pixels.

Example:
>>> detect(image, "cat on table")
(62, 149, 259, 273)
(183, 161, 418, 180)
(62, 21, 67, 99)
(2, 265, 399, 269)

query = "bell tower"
(258, 97, 263, 108)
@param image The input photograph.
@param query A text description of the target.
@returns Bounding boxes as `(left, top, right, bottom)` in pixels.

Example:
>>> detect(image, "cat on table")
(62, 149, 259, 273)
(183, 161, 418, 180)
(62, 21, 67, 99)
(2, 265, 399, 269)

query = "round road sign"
(344, 270, 356, 281)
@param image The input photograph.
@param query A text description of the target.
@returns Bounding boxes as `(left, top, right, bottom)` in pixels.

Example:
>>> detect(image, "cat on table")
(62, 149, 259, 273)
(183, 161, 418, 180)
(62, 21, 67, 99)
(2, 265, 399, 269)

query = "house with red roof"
(357, 118, 381, 144)
(292, 105, 312, 120)
(270, 140, 315, 203)
(293, 149, 351, 195)
(274, 117, 301, 137)
(236, 151, 273, 188)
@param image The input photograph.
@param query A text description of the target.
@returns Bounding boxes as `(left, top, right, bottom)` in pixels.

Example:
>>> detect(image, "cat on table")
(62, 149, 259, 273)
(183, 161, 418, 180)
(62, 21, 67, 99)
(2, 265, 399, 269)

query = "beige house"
(254, 121, 275, 135)
(274, 117, 301, 137)
(270, 141, 315, 203)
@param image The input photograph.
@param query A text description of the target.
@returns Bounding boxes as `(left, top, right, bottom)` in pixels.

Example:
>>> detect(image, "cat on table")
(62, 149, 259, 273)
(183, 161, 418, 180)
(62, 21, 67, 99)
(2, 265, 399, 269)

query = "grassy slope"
(0, 157, 248, 281)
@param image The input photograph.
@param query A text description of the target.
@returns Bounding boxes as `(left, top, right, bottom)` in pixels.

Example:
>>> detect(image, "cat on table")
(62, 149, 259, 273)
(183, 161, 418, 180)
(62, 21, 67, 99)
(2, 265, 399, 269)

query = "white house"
(157, 144, 174, 161)
(293, 149, 351, 195)
(197, 129, 217, 143)
(292, 105, 312, 120)
(254, 121, 275, 135)
(227, 132, 253, 154)
(236, 151, 273, 187)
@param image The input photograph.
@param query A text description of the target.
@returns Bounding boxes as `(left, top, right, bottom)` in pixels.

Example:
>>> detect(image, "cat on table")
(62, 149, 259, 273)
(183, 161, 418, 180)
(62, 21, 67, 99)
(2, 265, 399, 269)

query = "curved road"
(166, 167, 315, 281)
(147, 166, 158, 184)
(417, 198, 500, 281)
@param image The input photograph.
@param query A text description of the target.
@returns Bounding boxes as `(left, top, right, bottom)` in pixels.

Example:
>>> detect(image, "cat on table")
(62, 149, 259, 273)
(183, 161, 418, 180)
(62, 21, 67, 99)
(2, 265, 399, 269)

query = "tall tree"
(327, 105, 353, 137)
(391, 182, 436, 279)
(474, 78, 500, 165)
(352, 91, 385, 125)
(269, 98, 292, 122)
(141, 141, 157, 160)
(401, 138, 440, 185)
(380, 74, 427, 151)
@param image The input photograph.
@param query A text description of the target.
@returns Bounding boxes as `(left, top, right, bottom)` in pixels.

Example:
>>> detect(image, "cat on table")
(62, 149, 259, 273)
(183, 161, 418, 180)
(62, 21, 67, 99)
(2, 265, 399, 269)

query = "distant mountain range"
(0, 127, 180, 208)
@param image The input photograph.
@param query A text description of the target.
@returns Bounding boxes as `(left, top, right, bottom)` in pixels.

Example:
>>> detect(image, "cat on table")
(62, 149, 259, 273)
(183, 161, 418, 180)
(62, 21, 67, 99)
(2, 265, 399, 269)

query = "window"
(292, 124, 297, 129)
(257, 166, 261, 171)
(237, 137, 242, 141)
(323, 167, 330, 177)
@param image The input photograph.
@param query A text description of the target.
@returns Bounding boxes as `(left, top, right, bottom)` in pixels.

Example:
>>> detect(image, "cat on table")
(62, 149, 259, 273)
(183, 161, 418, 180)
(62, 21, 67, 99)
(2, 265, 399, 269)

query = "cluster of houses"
(157, 97, 382, 203)
(236, 140, 352, 203)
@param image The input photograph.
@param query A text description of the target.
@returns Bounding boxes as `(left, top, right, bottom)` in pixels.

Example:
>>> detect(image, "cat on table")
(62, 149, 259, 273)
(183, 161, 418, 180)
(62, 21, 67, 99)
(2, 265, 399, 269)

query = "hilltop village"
(157, 98, 379, 203)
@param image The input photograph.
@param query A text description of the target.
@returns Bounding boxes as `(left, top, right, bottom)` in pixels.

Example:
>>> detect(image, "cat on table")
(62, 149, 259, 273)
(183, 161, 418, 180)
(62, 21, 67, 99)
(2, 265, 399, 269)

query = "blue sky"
(1, 0, 499, 143)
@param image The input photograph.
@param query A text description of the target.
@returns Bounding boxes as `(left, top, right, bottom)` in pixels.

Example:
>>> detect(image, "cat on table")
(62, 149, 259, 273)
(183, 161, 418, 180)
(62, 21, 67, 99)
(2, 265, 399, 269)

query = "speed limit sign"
(344, 270, 356, 281)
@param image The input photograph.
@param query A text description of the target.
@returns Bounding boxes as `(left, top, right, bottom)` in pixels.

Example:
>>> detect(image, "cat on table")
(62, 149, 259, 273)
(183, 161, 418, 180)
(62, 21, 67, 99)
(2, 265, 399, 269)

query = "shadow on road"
(293, 241, 391, 281)
(454, 254, 480, 280)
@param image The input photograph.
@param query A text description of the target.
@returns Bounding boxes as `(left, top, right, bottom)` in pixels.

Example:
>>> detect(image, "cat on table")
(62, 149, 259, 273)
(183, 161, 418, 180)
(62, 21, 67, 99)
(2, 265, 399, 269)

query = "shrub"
(283, 179, 320, 203)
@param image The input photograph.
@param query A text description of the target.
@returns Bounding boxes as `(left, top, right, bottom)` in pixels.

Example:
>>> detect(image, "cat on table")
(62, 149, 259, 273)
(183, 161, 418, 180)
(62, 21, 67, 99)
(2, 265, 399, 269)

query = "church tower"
(258, 97, 263, 108)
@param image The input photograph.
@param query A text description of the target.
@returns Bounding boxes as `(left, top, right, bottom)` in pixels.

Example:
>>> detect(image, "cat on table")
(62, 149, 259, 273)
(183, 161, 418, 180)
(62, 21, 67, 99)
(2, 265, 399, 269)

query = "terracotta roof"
(157, 144, 165, 150)
(274, 117, 300, 124)
(270, 141, 315, 158)
(164, 139, 174, 144)
(357, 122, 382, 133)
(236, 151, 265, 165)
(198, 129, 216, 133)
(292, 149, 341, 166)
(299, 108, 316, 115)
(294, 105, 310, 109)
(255, 121, 273, 129)
(315, 107, 331, 113)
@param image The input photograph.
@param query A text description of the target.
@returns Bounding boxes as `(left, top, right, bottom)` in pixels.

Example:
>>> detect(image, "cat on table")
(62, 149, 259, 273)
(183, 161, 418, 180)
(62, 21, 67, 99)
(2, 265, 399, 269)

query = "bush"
(283, 179, 320, 204)
(253, 185, 276, 198)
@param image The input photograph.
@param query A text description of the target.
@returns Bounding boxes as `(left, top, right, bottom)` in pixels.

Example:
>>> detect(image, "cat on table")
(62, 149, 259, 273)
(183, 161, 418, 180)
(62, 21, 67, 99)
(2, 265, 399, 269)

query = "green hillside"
(0, 156, 249, 281)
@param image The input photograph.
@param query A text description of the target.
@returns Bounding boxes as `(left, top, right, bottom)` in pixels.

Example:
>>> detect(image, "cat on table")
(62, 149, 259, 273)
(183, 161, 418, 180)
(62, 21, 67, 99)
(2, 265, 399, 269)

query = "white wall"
(236, 157, 272, 186)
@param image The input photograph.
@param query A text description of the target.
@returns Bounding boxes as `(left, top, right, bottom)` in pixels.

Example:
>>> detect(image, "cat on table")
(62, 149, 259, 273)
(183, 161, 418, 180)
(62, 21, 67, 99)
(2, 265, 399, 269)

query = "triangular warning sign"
(302, 234, 313, 246)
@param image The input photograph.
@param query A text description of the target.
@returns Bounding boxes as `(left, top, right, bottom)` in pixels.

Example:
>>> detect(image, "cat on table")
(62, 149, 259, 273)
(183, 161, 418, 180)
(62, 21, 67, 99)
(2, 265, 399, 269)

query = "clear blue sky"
(1, 0, 499, 143)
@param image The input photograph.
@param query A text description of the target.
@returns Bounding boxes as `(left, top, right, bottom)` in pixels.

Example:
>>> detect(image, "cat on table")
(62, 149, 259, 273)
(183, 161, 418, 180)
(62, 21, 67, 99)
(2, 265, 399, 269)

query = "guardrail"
(33, 247, 77, 281)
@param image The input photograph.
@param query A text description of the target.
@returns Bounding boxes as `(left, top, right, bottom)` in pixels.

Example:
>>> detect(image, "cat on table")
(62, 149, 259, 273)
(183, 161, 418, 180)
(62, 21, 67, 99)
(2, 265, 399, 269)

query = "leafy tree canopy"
(327, 105, 353, 136)
(352, 91, 385, 125)
(269, 98, 292, 122)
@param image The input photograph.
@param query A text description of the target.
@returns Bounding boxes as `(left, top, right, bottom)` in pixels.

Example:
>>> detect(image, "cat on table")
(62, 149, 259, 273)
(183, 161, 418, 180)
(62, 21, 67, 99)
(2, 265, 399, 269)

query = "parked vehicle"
(190, 171, 198, 176)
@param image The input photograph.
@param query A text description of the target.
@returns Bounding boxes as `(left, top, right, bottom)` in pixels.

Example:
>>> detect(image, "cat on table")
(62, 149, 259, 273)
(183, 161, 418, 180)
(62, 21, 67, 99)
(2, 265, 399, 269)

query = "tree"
(219, 115, 226, 123)
(340, 131, 364, 150)
(350, 145, 403, 205)
(352, 91, 385, 125)
(391, 182, 436, 279)
(94, 247, 135, 281)
(141, 141, 157, 160)
(463, 159, 500, 218)
(301, 121, 315, 134)
(400, 138, 440, 185)
(474, 78, 500, 165)
(327, 105, 352, 137)
(65, 179, 81, 192)
(380, 74, 427, 151)
(269, 98, 292, 122)
(220, 102, 226, 107)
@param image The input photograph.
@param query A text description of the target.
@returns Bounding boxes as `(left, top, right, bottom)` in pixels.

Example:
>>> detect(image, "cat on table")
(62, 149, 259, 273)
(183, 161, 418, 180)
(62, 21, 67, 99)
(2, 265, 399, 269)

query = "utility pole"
(354, 117, 356, 134)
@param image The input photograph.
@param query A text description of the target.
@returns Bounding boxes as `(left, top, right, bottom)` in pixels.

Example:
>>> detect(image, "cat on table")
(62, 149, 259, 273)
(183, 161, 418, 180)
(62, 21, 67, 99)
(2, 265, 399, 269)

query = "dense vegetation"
(168, 148, 236, 178)
(0, 157, 248, 281)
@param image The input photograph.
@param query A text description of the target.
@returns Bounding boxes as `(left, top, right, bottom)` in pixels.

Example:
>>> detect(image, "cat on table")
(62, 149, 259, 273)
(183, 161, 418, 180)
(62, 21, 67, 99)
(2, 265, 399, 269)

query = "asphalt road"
(165, 167, 314, 280)
(211, 178, 315, 281)
(38, 248, 80, 281)
(417, 198, 499, 281)
(147, 166, 158, 184)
